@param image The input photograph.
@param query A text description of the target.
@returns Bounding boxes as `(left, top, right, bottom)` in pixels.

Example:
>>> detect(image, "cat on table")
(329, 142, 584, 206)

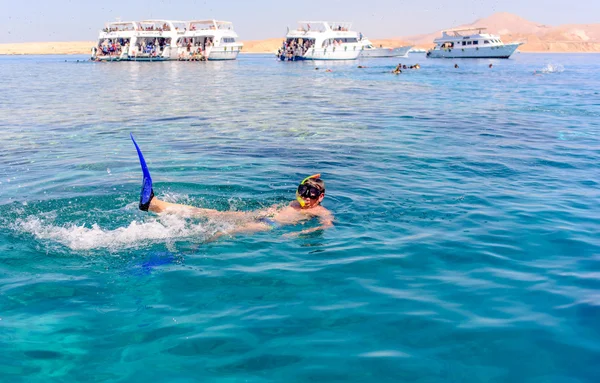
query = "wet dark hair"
(304, 177, 325, 194)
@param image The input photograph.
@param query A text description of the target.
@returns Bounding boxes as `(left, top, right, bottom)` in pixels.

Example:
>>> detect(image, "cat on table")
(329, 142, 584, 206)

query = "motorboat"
(426, 27, 522, 59)
(359, 38, 412, 58)
(178, 20, 243, 60)
(278, 21, 362, 61)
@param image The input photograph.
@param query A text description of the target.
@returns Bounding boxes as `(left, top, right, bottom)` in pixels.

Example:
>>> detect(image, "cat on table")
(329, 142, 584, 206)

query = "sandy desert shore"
(2, 38, 599, 56)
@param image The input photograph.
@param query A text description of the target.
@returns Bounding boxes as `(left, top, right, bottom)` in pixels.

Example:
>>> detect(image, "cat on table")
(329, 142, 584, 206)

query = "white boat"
(278, 21, 362, 61)
(178, 20, 243, 60)
(359, 38, 412, 58)
(426, 27, 522, 59)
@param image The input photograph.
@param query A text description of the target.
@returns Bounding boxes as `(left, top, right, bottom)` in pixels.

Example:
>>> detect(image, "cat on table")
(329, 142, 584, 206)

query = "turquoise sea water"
(0, 53, 599, 382)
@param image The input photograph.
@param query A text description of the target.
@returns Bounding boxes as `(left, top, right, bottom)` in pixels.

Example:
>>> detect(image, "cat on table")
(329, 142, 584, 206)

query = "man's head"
(296, 174, 326, 209)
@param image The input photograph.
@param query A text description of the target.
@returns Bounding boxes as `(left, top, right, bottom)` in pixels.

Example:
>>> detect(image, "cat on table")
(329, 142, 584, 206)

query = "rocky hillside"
(400, 12, 600, 52)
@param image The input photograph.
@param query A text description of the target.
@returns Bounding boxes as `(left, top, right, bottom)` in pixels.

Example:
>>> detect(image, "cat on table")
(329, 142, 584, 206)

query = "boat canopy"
(139, 20, 187, 31)
(103, 22, 138, 32)
(441, 27, 487, 37)
(188, 20, 234, 31)
(296, 21, 353, 33)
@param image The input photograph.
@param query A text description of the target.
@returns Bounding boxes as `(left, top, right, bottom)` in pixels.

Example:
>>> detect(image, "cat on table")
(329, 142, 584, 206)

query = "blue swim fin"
(130, 133, 154, 211)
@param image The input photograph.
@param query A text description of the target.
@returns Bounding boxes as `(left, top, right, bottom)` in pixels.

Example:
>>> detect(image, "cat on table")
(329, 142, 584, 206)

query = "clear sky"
(1, 0, 598, 43)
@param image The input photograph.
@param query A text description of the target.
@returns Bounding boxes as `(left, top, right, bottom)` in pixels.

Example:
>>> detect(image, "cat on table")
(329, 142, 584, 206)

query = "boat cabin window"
(462, 41, 466, 46)
(467, 41, 472, 45)
(441, 42, 454, 48)
(222, 37, 236, 43)
(473, 40, 478, 45)
(484, 40, 490, 44)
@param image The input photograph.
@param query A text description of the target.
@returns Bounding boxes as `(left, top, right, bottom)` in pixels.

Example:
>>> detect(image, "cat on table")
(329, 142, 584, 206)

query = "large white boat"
(178, 20, 243, 60)
(426, 28, 522, 59)
(359, 38, 412, 58)
(278, 21, 362, 61)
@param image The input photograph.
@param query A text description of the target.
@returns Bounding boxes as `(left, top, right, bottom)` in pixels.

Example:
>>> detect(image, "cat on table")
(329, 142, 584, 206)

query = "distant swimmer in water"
(357, 65, 367, 68)
(130, 134, 333, 238)
(489, 63, 493, 68)
(454, 64, 459, 69)
(392, 63, 402, 74)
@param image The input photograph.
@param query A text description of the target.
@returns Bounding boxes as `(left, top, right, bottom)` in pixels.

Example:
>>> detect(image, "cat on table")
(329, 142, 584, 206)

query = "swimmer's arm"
(295, 211, 334, 235)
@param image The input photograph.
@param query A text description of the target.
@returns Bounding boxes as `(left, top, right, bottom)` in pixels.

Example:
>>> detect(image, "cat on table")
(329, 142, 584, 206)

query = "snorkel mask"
(296, 174, 323, 208)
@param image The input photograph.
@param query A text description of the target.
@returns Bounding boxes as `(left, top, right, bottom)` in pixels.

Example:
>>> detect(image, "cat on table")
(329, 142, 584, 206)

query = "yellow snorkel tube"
(296, 173, 321, 207)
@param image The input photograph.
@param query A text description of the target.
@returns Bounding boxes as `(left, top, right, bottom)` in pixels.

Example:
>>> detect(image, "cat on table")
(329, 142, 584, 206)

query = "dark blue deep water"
(0, 53, 599, 382)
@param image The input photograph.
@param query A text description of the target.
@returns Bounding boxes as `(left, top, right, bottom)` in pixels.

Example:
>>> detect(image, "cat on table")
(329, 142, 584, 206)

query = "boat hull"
(207, 46, 242, 60)
(360, 46, 412, 58)
(281, 47, 361, 61)
(427, 43, 521, 59)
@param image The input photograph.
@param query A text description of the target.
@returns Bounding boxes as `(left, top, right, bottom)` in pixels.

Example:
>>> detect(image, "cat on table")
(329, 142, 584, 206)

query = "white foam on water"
(13, 214, 233, 251)
(540, 63, 565, 74)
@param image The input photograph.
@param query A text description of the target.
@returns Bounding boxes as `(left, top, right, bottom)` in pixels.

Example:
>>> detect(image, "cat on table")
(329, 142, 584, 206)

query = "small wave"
(538, 63, 565, 74)
(12, 214, 232, 252)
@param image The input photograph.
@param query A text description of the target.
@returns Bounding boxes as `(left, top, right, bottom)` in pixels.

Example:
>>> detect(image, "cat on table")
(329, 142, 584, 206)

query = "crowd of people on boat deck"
(102, 26, 135, 32)
(278, 38, 315, 60)
(176, 37, 214, 61)
(189, 24, 217, 31)
(138, 23, 172, 32)
(102, 23, 174, 33)
(95, 38, 130, 57)
(134, 38, 170, 56)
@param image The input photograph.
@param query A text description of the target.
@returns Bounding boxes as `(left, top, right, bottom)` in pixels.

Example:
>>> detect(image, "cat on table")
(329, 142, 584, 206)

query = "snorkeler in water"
(131, 134, 333, 237)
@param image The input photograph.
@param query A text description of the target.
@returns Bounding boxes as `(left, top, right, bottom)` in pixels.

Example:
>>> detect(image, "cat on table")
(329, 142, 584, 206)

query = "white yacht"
(178, 20, 243, 60)
(279, 21, 362, 61)
(92, 21, 139, 61)
(359, 38, 412, 58)
(426, 28, 522, 59)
